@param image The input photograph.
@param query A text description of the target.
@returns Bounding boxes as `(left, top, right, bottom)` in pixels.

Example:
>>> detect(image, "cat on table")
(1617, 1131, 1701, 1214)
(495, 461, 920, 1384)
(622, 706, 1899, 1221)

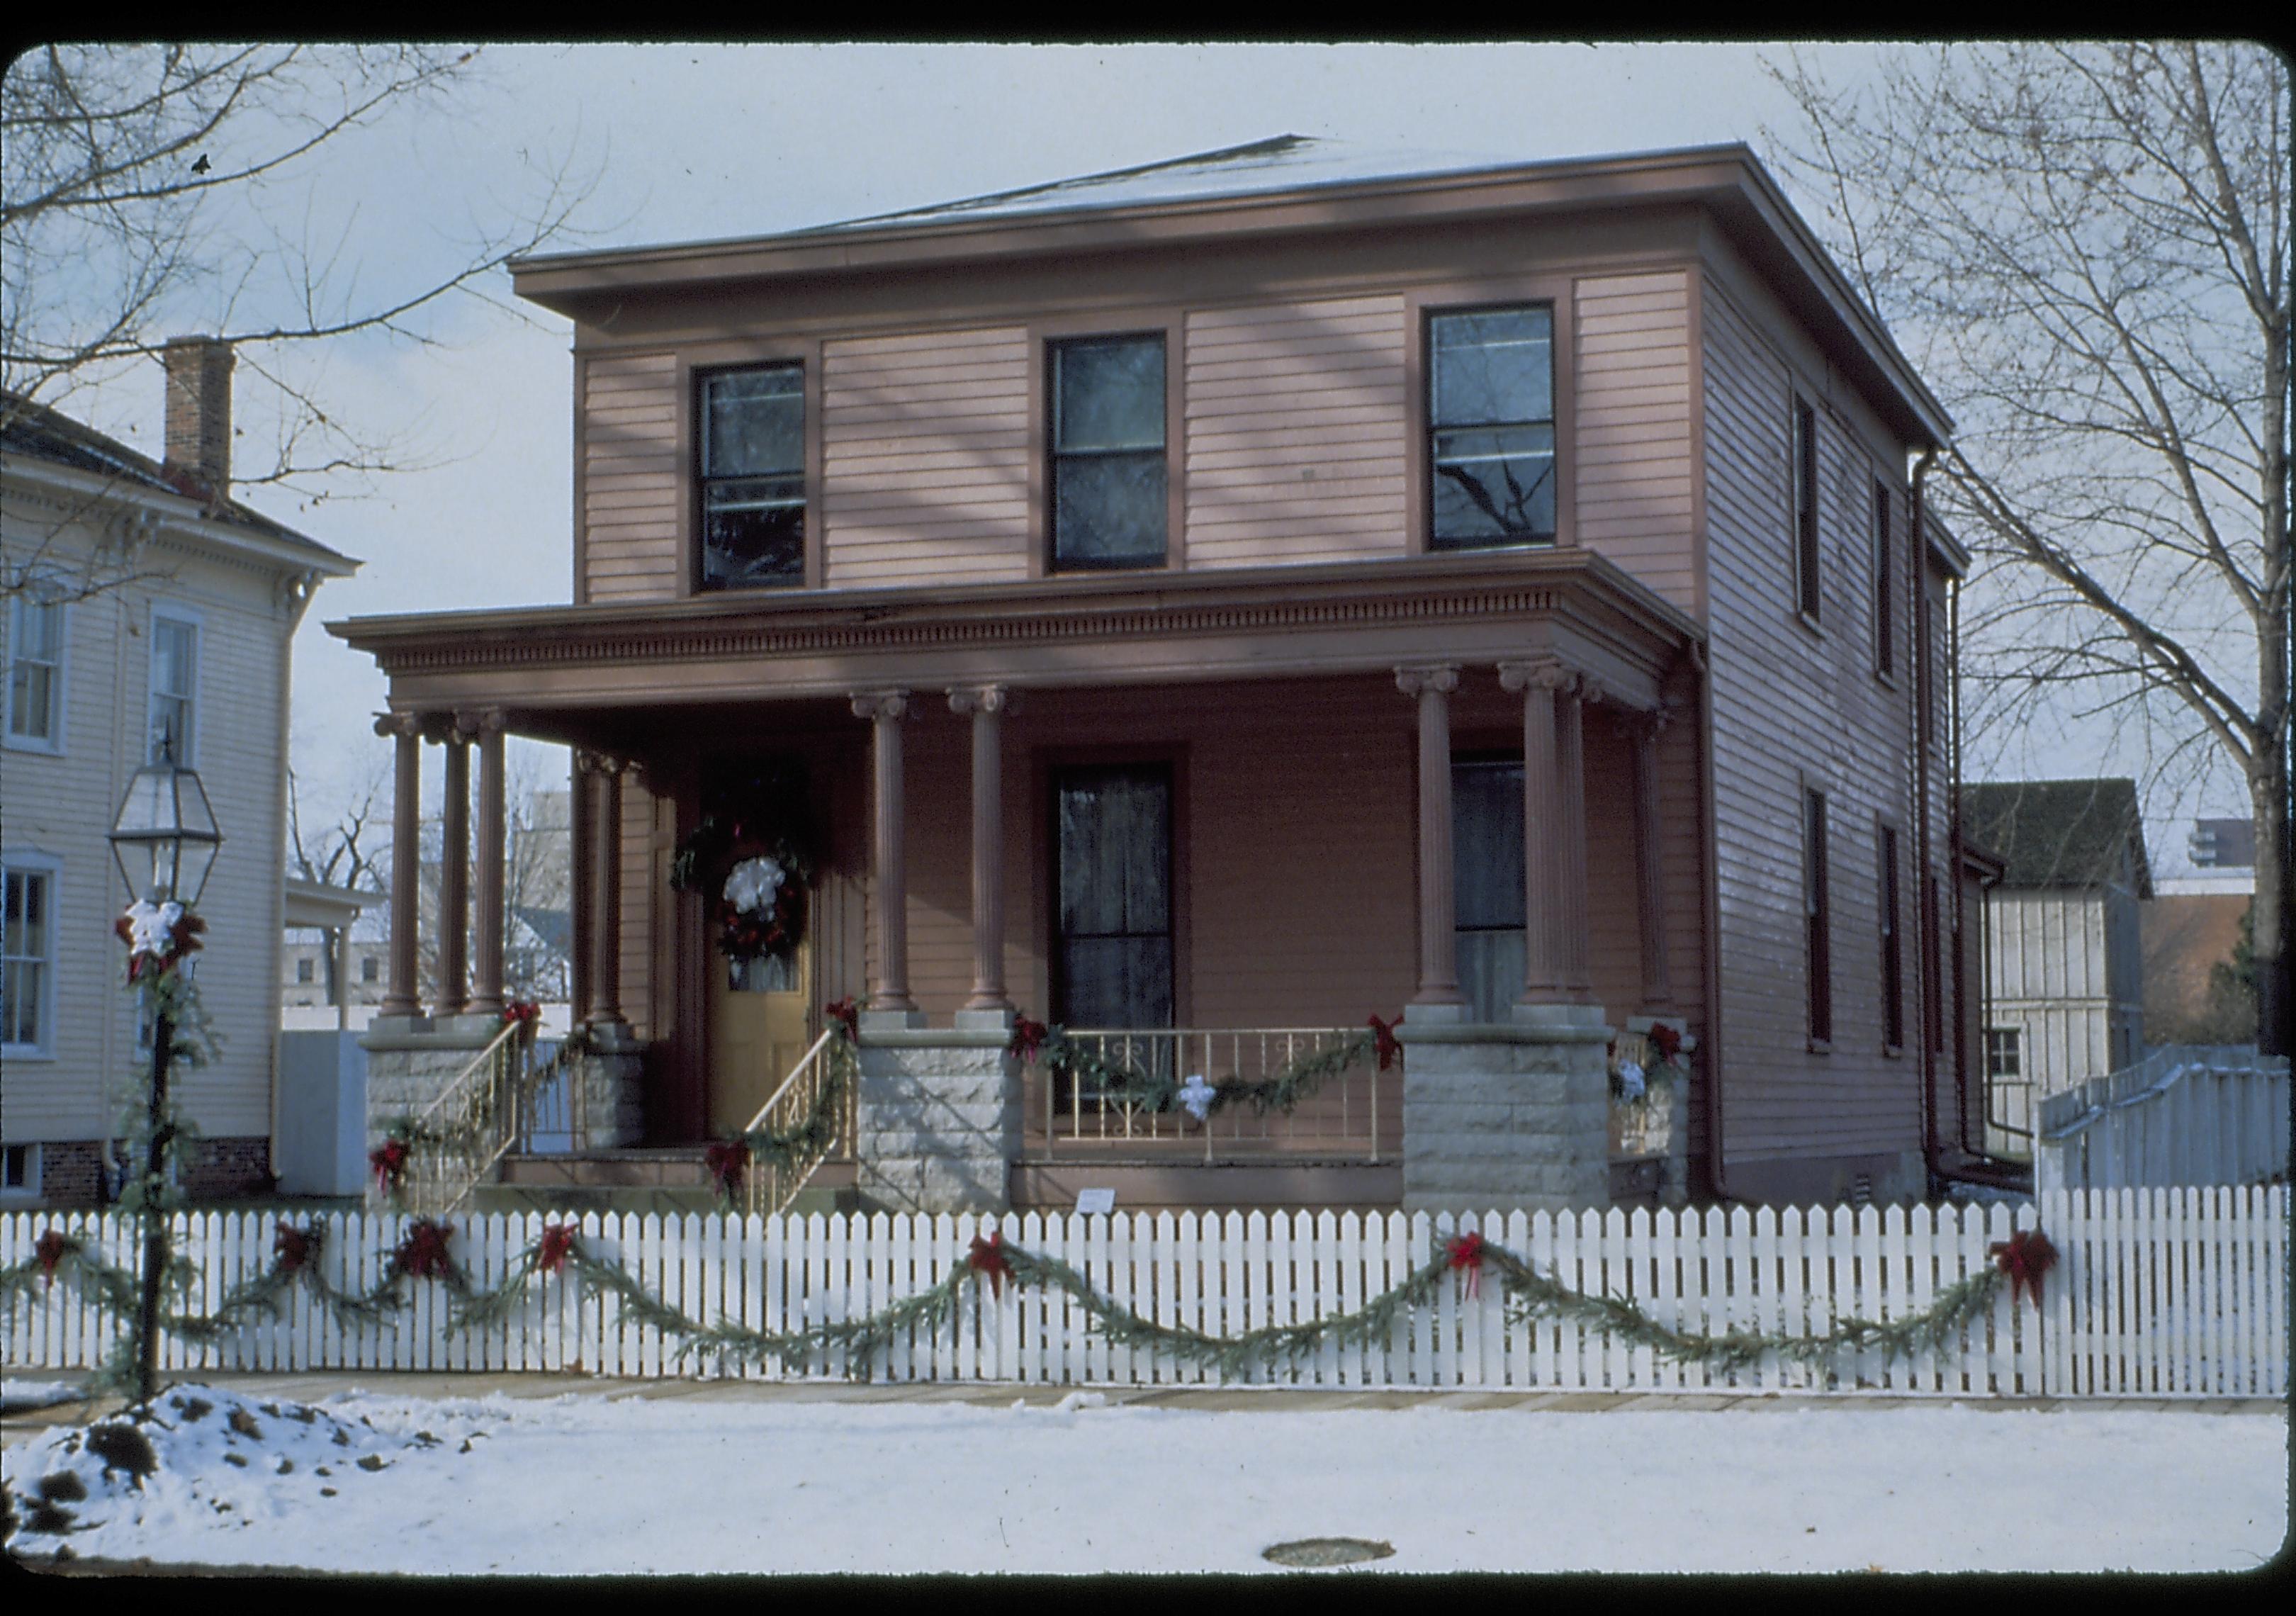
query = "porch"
(334, 551, 1703, 1214)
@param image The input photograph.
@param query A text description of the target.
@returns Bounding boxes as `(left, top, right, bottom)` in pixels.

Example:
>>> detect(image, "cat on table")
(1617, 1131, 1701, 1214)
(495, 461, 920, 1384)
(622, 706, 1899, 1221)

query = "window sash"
(1429, 307, 1556, 548)
(1794, 399, 1820, 619)
(2, 867, 53, 1050)
(1872, 477, 1894, 675)
(699, 366, 806, 590)
(1050, 336, 1167, 568)
(1805, 790, 1831, 1043)
(1879, 824, 1904, 1049)
(8, 597, 63, 743)
(148, 615, 197, 762)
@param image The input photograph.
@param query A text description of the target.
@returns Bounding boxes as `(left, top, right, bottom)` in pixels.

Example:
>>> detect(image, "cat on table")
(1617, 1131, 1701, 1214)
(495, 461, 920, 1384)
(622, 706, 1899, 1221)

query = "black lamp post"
(107, 736, 222, 1413)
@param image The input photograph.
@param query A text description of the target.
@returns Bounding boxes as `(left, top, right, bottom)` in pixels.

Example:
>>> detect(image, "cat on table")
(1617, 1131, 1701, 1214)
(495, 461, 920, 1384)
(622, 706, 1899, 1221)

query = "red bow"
(968, 1230, 1012, 1298)
(536, 1223, 578, 1276)
(1990, 1228, 2058, 1308)
(395, 1220, 456, 1281)
(272, 1222, 313, 1274)
(1008, 1017, 1049, 1066)
(825, 998, 860, 1041)
(705, 1139, 750, 1199)
(1368, 1014, 1403, 1072)
(34, 1228, 71, 1288)
(1446, 1231, 1487, 1300)
(369, 1138, 410, 1195)
(1648, 1022, 1684, 1064)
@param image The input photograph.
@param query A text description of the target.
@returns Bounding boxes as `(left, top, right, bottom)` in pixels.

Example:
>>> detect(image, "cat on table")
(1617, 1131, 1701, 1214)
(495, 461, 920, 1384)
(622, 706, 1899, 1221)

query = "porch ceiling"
(330, 549, 1701, 736)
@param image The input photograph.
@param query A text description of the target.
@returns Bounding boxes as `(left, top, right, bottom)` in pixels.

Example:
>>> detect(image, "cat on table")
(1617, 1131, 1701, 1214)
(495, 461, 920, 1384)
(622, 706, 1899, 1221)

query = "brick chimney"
(162, 336, 235, 499)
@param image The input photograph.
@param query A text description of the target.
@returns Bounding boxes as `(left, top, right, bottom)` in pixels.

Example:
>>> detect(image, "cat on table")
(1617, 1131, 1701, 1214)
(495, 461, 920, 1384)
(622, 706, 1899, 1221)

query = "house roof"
(1, 390, 355, 571)
(1959, 780, 2153, 898)
(511, 138, 1952, 449)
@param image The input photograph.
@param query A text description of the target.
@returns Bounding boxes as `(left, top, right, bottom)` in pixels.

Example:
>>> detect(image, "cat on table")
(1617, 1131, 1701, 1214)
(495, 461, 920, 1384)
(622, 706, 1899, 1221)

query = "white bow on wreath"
(723, 856, 787, 916)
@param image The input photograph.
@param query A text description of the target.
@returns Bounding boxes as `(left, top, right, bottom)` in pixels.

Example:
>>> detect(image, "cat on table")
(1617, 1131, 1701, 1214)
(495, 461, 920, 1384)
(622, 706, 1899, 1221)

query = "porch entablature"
(331, 547, 1699, 729)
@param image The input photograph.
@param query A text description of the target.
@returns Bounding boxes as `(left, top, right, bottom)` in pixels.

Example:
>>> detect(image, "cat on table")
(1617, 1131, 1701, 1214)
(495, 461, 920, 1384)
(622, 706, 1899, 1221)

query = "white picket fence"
(2034, 1045, 2290, 1197)
(3, 1189, 2283, 1397)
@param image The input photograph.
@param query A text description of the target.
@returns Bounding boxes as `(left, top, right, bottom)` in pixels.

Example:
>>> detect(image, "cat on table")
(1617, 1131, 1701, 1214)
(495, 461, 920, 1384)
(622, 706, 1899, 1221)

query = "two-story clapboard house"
(333, 138, 1987, 1213)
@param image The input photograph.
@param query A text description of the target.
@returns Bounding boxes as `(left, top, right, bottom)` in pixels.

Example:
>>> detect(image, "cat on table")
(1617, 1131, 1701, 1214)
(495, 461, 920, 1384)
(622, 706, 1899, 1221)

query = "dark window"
(699, 365, 805, 590)
(296, 957, 315, 984)
(1805, 787, 1831, 1044)
(1879, 822, 1903, 1049)
(1053, 765, 1173, 1033)
(1794, 398, 1820, 619)
(1050, 335, 1166, 568)
(1983, 1027, 2022, 1081)
(1872, 477, 1894, 676)
(1452, 758, 1526, 1021)
(2, 865, 52, 1049)
(1429, 307, 1556, 548)
(361, 953, 381, 984)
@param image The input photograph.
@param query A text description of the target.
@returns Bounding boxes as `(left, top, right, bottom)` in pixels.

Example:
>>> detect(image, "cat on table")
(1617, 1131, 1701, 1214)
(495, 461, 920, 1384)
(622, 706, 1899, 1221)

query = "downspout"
(1690, 637, 1730, 1202)
(1910, 449, 1942, 1196)
(1947, 566, 1972, 1155)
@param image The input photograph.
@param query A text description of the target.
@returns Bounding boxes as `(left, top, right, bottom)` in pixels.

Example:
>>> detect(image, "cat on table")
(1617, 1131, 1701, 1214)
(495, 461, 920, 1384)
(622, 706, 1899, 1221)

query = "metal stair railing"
(378, 1019, 529, 1217)
(740, 1028, 854, 1218)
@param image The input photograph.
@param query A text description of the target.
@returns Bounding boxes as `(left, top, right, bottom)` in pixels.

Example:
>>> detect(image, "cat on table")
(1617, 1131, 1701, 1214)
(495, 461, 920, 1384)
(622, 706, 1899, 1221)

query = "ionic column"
(580, 751, 628, 1028)
(1499, 658, 1582, 1004)
(435, 719, 472, 1016)
(1557, 676, 1596, 998)
(469, 711, 508, 1016)
(949, 685, 1012, 1012)
(377, 713, 424, 1017)
(1627, 709, 1671, 1005)
(852, 691, 916, 1012)
(1395, 665, 1466, 1006)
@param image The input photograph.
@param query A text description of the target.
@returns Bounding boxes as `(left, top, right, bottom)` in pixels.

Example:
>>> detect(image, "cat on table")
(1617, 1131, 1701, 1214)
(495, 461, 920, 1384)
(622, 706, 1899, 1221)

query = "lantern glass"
(108, 753, 223, 905)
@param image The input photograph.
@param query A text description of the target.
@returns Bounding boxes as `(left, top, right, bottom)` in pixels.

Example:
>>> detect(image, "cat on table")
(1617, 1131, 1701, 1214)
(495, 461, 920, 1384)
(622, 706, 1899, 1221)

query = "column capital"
(852, 688, 911, 722)
(455, 707, 508, 739)
(1393, 663, 1461, 698)
(373, 711, 422, 741)
(1497, 656, 1582, 696)
(946, 684, 1012, 717)
(574, 748, 629, 778)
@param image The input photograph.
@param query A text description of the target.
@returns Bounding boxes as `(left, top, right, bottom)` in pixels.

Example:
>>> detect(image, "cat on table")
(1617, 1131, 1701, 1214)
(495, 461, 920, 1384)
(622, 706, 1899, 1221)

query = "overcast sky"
(35, 42, 2251, 873)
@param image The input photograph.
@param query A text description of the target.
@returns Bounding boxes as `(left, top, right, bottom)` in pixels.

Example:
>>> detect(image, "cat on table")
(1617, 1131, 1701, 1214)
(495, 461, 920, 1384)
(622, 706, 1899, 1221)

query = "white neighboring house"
(1960, 778, 2151, 1157)
(1, 340, 357, 1207)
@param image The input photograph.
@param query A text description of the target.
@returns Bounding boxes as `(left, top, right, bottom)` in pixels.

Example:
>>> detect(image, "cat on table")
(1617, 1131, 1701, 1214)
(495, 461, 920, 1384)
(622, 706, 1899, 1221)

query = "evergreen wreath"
(670, 759, 821, 964)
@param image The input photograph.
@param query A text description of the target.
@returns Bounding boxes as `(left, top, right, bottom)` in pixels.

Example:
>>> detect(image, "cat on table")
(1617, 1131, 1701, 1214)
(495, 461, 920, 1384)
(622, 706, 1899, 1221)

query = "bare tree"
(286, 761, 390, 1009)
(3, 44, 595, 597)
(1765, 42, 2291, 1054)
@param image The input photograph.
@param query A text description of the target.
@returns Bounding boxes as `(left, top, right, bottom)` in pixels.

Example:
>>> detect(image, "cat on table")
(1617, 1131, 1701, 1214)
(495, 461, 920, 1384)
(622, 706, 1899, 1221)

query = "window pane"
(1432, 427, 1555, 544)
(704, 368, 803, 477)
(702, 481, 806, 588)
(3, 870, 47, 1048)
(10, 665, 52, 739)
(1055, 338, 1165, 451)
(1432, 308, 1553, 427)
(1053, 452, 1166, 563)
(1059, 937, 1174, 1031)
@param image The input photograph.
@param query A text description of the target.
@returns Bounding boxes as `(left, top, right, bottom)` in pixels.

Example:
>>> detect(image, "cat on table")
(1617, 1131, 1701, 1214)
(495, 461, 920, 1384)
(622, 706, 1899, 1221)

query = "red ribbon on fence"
(704, 1139, 750, 1200)
(968, 1230, 1011, 1299)
(394, 1219, 457, 1281)
(1368, 1014, 1403, 1072)
(537, 1223, 578, 1276)
(369, 1138, 409, 1196)
(272, 1222, 313, 1274)
(1446, 1231, 1486, 1300)
(34, 1228, 70, 1288)
(1989, 1227, 2057, 1308)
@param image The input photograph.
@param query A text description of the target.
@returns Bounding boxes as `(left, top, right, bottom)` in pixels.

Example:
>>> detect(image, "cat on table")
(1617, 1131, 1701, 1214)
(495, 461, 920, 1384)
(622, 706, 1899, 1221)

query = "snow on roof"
(799, 133, 1547, 235)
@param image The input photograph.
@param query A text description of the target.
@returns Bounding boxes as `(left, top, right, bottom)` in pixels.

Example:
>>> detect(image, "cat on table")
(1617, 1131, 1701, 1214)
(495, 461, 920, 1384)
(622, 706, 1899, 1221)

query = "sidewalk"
(7, 1367, 2282, 1440)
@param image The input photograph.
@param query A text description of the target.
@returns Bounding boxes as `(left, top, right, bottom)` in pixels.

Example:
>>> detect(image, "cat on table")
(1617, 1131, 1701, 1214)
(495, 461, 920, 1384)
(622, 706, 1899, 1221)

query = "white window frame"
(147, 603, 202, 766)
(1, 852, 62, 1060)
(4, 588, 69, 755)
(0, 1141, 41, 1201)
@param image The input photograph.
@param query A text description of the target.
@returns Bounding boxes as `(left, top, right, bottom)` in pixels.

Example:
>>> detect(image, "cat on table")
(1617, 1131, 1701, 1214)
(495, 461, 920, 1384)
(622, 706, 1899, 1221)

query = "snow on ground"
(0, 1380, 86, 1414)
(3, 1383, 2286, 1575)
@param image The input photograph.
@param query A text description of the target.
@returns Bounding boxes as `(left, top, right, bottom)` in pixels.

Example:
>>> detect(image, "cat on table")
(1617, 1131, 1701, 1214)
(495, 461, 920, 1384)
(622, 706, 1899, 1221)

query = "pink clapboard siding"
(821, 327, 1032, 588)
(580, 352, 681, 604)
(1182, 296, 1409, 568)
(1572, 269, 1698, 615)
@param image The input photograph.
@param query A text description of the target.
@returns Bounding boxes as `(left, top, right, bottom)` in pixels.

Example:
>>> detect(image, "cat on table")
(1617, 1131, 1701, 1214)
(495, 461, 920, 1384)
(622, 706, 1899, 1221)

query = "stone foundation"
(569, 1023, 645, 1149)
(852, 1009, 1019, 1213)
(1399, 1001, 1611, 1211)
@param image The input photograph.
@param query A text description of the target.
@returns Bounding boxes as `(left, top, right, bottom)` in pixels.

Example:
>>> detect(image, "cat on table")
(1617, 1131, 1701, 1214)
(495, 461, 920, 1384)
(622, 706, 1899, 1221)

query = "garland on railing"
(1006, 1013, 1397, 1122)
(706, 1010, 862, 1207)
(8, 1216, 2061, 1389)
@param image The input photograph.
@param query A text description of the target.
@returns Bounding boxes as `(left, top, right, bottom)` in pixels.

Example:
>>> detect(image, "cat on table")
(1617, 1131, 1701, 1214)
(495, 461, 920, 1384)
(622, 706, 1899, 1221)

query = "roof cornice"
(2, 448, 359, 578)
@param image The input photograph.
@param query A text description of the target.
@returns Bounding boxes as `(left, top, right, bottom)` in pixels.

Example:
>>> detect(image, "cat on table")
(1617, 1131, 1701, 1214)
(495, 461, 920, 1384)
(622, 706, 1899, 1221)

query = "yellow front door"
(708, 943, 813, 1134)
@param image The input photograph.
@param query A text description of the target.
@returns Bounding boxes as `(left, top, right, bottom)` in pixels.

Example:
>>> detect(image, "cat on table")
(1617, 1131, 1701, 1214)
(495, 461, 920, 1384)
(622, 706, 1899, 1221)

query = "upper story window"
(147, 610, 198, 763)
(6, 590, 65, 751)
(1872, 476, 1895, 678)
(1804, 785, 1832, 1048)
(699, 364, 805, 591)
(1050, 334, 1167, 570)
(2, 860, 56, 1055)
(1429, 305, 1555, 549)
(1793, 397, 1821, 620)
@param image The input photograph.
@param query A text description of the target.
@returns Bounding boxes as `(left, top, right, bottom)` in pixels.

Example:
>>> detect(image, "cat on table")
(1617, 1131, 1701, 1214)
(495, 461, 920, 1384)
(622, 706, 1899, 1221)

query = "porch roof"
(330, 549, 1701, 748)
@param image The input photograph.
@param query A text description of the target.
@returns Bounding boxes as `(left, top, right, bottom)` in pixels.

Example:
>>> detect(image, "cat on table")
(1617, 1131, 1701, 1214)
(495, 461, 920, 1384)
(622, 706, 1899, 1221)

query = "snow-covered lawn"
(4, 1382, 2285, 1575)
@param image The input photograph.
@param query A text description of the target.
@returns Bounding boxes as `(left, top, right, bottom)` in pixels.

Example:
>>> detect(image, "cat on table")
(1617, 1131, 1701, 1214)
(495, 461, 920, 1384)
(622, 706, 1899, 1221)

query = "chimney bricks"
(162, 336, 234, 498)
